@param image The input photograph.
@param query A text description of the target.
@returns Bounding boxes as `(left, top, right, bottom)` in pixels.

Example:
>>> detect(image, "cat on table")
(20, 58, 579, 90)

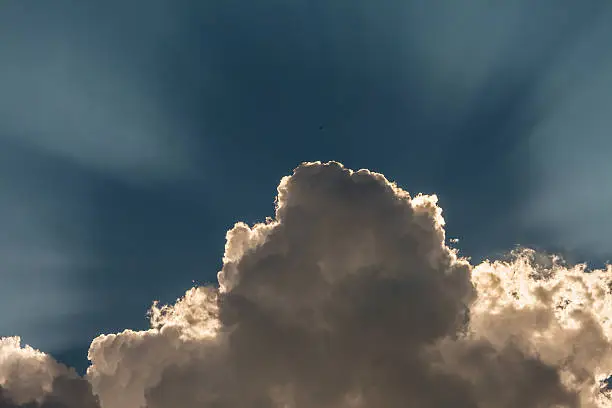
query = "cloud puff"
(2, 162, 612, 407)
(0, 337, 98, 408)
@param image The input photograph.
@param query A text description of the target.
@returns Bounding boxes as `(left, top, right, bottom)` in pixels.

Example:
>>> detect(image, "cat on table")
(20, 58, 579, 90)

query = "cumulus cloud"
(0, 337, 99, 408)
(2, 162, 612, 407)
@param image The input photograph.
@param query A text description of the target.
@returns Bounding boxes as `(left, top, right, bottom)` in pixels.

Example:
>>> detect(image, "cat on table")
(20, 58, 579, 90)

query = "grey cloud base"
(2, 162, 612, 407)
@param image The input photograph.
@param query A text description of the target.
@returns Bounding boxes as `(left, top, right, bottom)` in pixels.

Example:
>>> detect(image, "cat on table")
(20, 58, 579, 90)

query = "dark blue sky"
(1, 0, 612, 373)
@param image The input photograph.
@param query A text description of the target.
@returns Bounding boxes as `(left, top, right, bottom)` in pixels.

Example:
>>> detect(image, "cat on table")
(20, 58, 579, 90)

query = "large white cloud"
(2, 162, 611, 407)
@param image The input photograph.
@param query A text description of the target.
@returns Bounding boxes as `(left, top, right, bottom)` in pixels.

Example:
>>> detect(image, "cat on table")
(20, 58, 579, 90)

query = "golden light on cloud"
(1, 162, 611, 408)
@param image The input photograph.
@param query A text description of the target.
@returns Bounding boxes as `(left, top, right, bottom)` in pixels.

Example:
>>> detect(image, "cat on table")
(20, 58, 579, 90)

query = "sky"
(1, 1, 612, 406)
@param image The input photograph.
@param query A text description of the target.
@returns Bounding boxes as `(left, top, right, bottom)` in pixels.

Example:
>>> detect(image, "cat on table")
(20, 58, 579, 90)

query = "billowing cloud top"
(2, 162, 611, 407)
